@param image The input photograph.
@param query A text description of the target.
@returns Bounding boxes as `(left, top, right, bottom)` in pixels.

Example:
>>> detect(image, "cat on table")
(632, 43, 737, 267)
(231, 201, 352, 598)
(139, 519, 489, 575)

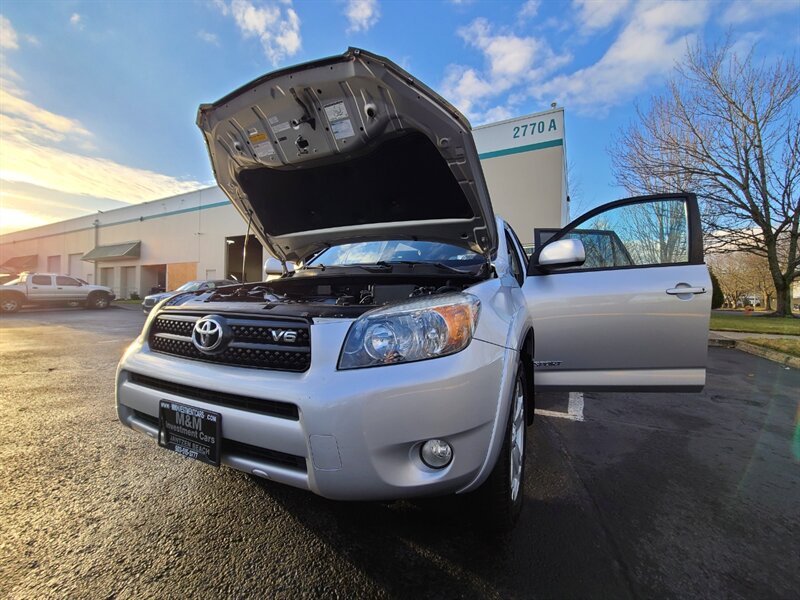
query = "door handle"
(666, 286, 706, 295)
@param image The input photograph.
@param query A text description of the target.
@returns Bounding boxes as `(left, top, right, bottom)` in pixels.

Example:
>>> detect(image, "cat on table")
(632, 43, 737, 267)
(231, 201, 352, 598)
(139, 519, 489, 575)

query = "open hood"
(197, 48, 497, 263)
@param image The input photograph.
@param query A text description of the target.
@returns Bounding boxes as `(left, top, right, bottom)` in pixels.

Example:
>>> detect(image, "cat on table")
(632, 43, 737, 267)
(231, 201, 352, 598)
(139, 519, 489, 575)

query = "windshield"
(3, 277, 21, 286)
(175, 281, 202, 292)
(307, 241, 485, 269)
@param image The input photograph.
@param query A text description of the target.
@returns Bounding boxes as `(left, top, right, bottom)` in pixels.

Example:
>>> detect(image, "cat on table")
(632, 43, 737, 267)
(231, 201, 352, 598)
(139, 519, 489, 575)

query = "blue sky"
(0, 0, 798, 233)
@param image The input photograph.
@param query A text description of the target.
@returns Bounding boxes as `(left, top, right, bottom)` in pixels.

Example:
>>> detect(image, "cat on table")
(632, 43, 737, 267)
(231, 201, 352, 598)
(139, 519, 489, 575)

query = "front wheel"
(1, 294, 22, 313)
(87, 293, 110, 309)
(471, 362, 528, 532)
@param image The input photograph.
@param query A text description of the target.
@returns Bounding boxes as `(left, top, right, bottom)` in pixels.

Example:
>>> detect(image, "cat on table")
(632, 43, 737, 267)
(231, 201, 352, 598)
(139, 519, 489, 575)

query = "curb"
(708, 337, 735, 348)
(735, 341, 800, 369)
(710, 337, 799, 368)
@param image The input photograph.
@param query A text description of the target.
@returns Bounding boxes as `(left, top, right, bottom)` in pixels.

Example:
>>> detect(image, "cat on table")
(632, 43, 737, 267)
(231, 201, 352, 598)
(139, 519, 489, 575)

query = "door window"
(31, 275, 52, 285)
(537, 197, 693, 272)
(56, 276, 81, 286)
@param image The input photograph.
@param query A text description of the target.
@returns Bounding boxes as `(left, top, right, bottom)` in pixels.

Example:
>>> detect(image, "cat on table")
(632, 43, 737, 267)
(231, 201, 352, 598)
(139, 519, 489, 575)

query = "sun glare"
(0, 205, 48, 234)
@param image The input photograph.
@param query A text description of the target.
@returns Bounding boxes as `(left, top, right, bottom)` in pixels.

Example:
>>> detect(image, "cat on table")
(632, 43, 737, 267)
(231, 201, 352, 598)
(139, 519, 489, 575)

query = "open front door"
(522, 194, 711, 392)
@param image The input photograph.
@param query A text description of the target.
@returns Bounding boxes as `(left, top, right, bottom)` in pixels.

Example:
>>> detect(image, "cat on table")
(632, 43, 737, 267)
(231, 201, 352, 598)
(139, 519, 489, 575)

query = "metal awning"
(81, 241, 141, 262)
(0, 254, 38, 274)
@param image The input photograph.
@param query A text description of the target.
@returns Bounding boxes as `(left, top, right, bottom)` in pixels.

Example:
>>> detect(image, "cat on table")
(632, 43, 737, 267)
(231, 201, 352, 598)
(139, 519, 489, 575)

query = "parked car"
(141, 279, 237, 313)
(0, 272, 115, 313)
(116, 48, 711, 531)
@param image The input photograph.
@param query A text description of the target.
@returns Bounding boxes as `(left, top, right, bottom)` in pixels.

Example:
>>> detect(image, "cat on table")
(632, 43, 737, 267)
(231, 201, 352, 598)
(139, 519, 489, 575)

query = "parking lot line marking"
(534, 408, 582, 421)
(568, 392, 585, 421)
(534, 392, 585, 422)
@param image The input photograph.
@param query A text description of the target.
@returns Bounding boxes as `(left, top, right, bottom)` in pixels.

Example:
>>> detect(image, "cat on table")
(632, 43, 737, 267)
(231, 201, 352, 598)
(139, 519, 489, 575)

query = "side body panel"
(524, 264, 711, 390)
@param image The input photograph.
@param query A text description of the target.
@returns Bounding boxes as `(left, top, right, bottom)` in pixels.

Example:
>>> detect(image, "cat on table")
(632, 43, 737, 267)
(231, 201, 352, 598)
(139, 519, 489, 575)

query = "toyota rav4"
(115, 48, 711, 530)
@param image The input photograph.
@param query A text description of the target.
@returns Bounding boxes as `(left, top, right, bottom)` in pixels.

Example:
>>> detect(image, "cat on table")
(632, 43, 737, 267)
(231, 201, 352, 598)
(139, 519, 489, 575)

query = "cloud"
(534, 0, 711, 114)
(0, 14, 205, 234)
(0, 15, 19, 49)
(0, 15, 37, 52)
(0, 182, 129, 235)
(1, 138, 203, 204)
(345, 0, 380, 33)
(440, 18, 569, 123)
(0, 84, 202, 204)
(69, 13, 84, 29)
(197, 29, 220, 46)
(721, 0, 798, 24)
(481, 105, 514, 123)
(440, 65, 494, 117)
(211, 0, 230, 16)
(214, 0, 301, 65)
(572, 0, 631, 33)
(519, 0, 541, 19)
(0, 88, 92, 138)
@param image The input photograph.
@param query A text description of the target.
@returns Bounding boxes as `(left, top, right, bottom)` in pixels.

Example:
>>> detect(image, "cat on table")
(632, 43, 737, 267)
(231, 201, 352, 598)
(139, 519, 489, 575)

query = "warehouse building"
(0, 108, 567, 299)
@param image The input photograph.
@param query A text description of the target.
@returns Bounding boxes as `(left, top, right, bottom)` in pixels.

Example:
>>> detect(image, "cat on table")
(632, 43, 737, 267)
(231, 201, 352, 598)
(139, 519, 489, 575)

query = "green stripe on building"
(478, 138, 563, 160)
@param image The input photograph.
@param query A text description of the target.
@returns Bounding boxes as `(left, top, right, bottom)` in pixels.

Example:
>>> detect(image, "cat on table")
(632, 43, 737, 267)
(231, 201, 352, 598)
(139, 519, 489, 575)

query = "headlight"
(338, 293, 481, 369)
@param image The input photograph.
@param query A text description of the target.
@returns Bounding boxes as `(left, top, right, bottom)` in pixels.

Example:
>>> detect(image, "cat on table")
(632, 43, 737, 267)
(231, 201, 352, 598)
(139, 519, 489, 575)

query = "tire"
(0, 294, 22, 314)
(471, 361, 528, 533)
(87, 293, 110, 309)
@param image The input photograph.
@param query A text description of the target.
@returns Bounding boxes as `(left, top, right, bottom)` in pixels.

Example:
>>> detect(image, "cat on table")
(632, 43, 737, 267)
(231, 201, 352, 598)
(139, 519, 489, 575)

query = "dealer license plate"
(158, 400, 221, 466)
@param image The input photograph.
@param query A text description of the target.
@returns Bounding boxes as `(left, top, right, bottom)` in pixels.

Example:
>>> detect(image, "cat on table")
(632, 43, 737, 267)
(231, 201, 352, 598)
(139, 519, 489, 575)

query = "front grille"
(130, 409, 307, 472)
(127, 372, 299, 420)
(148, 312, 311, 372)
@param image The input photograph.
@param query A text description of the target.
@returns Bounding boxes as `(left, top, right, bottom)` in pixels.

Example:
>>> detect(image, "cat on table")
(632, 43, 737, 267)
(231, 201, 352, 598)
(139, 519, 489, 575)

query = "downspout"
(93, 218, 99, 284)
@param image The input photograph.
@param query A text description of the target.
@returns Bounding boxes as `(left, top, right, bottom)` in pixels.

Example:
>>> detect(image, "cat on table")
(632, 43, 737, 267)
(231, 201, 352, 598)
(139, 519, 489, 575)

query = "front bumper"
(116, 319, 514, 501)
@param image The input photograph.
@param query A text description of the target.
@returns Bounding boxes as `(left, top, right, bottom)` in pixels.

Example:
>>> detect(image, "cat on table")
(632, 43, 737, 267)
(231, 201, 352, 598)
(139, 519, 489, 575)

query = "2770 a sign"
(512, 118, 559, 139)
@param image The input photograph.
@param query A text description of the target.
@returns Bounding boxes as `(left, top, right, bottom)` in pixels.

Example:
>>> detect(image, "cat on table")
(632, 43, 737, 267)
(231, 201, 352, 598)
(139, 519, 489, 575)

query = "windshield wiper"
(307, 263, 391, 272)
(432, 262, 476, 274)
(377, 260, 475, 275)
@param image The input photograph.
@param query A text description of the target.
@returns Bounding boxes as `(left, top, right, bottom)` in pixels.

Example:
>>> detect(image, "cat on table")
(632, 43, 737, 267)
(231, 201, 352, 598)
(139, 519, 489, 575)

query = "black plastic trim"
(130, 409, 307, 472)
(126, 371, 299, 420)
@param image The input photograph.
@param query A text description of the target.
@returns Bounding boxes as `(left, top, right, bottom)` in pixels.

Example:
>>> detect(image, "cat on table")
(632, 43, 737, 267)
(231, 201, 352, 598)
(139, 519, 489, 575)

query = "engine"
(178, 270, 484, 318)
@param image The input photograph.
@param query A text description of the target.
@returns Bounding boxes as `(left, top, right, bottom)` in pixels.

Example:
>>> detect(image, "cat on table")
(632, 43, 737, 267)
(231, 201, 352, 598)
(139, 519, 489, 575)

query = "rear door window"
(56, 276, 81, 286)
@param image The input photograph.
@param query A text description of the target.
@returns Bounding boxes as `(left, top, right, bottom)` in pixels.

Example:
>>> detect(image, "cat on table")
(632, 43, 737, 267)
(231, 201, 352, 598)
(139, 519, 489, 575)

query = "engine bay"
(185, 270, 486, 318)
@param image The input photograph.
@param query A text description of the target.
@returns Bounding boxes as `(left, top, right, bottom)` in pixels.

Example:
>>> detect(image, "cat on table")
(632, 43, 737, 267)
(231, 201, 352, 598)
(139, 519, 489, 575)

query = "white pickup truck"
(1, 272, 115, 313)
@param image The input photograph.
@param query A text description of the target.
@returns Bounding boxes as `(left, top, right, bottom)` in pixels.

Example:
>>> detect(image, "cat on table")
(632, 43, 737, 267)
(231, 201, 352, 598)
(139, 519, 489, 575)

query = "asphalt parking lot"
(1, 307, 798, 599)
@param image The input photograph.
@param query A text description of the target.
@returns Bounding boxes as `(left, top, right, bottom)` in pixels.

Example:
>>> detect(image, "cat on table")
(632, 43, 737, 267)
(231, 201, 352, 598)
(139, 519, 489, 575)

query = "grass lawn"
(742, 337, 800, 358)
(113, 299, 142, 305)
(710, 312, 800, 335)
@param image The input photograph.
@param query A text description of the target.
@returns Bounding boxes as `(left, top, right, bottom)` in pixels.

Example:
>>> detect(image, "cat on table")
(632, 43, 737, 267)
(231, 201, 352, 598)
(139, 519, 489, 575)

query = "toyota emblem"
(192, 315, 227, 353)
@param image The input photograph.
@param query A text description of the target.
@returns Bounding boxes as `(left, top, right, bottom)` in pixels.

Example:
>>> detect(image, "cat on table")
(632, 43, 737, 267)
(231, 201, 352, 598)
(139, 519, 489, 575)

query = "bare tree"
(610, 40, 799, 316)
(708, 251, 776, 308)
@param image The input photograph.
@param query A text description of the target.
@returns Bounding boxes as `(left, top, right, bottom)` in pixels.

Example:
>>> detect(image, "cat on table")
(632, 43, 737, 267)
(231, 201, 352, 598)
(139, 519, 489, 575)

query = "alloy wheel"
(509, 375, 525, 502)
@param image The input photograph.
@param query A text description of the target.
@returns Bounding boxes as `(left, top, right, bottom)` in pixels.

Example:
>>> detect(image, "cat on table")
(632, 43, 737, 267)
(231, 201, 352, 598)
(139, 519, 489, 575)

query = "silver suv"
(116, 49, 711, 530)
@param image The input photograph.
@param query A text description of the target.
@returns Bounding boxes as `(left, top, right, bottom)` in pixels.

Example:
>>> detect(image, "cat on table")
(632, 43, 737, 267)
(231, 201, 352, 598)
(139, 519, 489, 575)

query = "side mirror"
(264, 258, 296, 278)
(535, 238, 586, 269)
(264, 257, 284, 276)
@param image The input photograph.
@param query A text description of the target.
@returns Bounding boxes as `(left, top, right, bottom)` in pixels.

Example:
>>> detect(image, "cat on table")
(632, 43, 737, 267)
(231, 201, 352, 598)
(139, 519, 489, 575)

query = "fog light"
(420, 439, 453, 469)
